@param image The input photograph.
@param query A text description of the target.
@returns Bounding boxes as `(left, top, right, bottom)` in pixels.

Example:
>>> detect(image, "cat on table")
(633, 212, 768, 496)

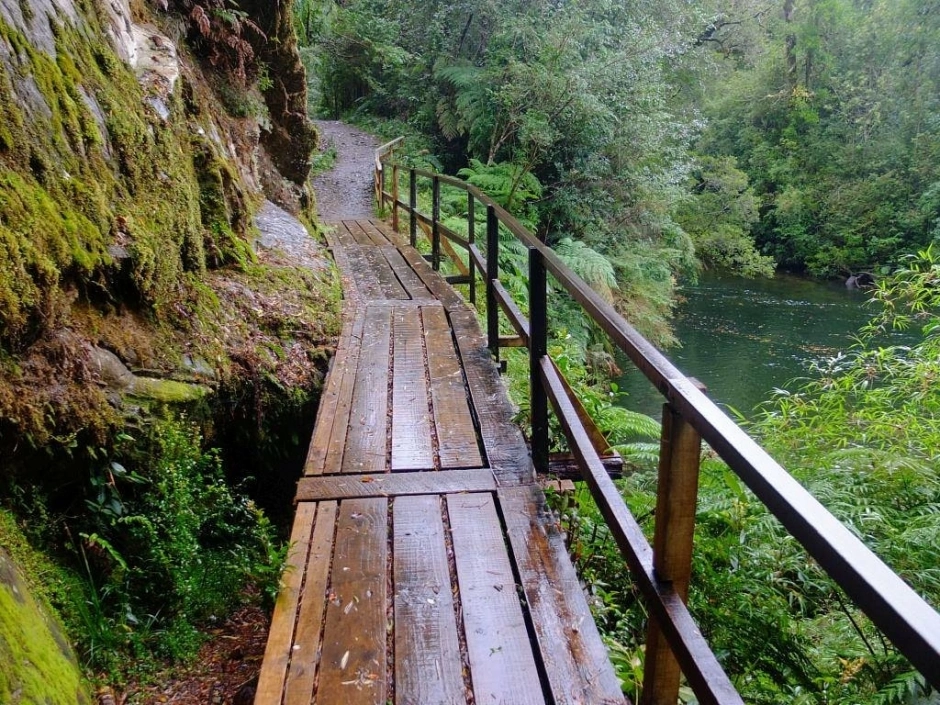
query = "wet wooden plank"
(342, 306, 391, 474)
(447, 494, 546, 705)
(499, 485, 626, 705)
(371, 219, 468, 312)
(381, 246, 437, 300)
(448, 308, 533, 485)
(362, 245, 410, 300)
(324, 224, 358, 298)
(344, 245, 386, 301)
(330, 221, 358, 248)
(367, 299, 442, 309)
(355, 219, 394, 249)
(255, 502, 316, 701)
(344, 219, 376, 246)
(305, 312, 365, 475)
(423, 307, 484, 469)
(283, 501, 339, 705)
(317, 498, 389, 705)
(393, 496, 466, 705)
(391, 306, 435, 470)
(295, 468, 497, 502)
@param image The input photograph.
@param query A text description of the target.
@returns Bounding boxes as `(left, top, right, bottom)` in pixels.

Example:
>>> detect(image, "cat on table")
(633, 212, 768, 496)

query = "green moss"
(192, 137, 255, 269)
(129, 377, 210, 404)
(0, 169, 109, 339)
(0, 514, 91, 705)
(0, 5, 337, 686)
(0, 16, 262, 344)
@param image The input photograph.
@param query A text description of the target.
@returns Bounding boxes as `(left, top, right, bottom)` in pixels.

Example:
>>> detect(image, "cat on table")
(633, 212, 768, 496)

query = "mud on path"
(311, 120, 379, 222)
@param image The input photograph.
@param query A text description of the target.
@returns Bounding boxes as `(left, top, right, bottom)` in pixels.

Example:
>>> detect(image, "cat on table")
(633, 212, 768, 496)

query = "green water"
(616, 272, 890, 419)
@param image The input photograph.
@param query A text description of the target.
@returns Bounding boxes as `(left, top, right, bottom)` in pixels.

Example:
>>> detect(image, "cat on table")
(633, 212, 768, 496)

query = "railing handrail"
(374, 136, 404, 172)
(374, 147, 940, 697)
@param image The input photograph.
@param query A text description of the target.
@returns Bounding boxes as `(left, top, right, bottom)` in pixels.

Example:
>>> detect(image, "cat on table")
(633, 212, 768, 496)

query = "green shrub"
(62, 416, 284, 675)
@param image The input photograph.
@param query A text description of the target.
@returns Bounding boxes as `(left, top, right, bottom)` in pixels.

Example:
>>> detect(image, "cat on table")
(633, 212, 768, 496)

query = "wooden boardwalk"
(255, 219, 625, 704)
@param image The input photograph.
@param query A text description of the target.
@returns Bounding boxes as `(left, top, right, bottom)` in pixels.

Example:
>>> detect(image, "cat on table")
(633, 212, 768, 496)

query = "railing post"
(641, 402, 703, 705)
(391, 163, 400, 232)
(409, 168, 417, 248)
(379, 163, 386, 210)
(432, 176, 441, 271)
(528, 246, 549, 473)
(486, 205, 499, 359)
(468, 192, 476, 306)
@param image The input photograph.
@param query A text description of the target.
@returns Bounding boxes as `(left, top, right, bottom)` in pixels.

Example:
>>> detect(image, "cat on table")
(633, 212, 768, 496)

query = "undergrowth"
(4, 415, 285, 681)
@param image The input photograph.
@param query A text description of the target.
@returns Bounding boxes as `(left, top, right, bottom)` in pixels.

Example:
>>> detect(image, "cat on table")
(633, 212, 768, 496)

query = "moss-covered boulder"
(0, 549, 91, 705)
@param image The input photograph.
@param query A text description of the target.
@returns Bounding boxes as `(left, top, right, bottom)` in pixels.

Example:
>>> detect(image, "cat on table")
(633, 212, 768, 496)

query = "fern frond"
(457, 159, 542, 209)
(554, 237, 618, 303)
(614, 442, 661, 468)
(869, 670, 928, 705)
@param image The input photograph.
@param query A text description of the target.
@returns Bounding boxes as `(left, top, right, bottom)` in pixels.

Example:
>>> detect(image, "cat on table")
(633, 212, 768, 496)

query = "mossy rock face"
(0, 549, 91, 705)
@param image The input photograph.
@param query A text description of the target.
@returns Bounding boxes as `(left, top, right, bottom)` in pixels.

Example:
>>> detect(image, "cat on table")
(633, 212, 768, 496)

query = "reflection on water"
(616, 272, 892, 419)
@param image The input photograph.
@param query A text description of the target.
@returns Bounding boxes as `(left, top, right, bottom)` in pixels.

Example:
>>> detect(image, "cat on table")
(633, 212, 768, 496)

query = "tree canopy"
(298, 0, 940, 288)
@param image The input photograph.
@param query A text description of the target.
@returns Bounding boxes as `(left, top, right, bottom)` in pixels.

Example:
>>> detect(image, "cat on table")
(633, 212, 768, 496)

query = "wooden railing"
(374, 140, 940, 703)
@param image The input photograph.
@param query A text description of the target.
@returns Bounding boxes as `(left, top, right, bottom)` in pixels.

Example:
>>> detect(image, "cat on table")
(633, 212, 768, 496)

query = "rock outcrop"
(238, 0, 318, 187)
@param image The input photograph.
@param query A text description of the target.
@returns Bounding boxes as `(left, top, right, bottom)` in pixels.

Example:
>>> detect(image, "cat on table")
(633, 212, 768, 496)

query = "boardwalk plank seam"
(283, 501, 338, 705)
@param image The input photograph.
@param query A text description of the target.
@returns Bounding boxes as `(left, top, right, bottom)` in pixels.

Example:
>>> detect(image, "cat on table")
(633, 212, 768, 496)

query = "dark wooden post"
(391, 163, 400, 232)
(528, 246, 549, 473)
(486, 205, 499, 359)
(468, 192, 476, 305)
(641, 402, 703, 705)
(409, 168, 417, 247)
(431, 176, 441, 271)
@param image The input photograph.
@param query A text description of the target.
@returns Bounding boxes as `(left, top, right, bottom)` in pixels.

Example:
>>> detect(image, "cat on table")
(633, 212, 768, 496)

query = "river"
(616, 272, 886, 419)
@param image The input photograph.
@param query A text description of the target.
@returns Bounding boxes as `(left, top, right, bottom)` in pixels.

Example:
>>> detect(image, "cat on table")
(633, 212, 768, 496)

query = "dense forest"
(294, 1, 940, 703)
(297, 0, 939, 332)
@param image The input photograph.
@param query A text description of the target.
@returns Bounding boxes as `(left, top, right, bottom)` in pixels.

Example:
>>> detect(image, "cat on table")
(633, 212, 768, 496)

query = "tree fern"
(554, 237, 618, 303)
(457, 158, 543, 213)
(434, 62, 488, 142)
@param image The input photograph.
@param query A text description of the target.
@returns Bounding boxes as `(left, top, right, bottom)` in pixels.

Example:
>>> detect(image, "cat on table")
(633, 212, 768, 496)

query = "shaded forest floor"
(118, 604, 266, 704)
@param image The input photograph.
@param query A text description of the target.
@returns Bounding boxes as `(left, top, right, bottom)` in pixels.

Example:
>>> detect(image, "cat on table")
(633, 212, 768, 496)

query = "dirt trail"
(311, 120, 379, 222)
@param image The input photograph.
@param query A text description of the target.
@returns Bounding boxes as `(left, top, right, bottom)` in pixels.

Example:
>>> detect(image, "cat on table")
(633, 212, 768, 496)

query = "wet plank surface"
(500, 485, 627, 704)
(448, 493, 546, 705)
(283, 501, 337, 705)
(317, 498, 388, 705)
(342, 306, 392, 474)
(391, 306, 435, 470)
(393, 495, 466, 704)
(256, 219, 626, 705)
(423, 306, 484, 469)
(295, 468, 496, 502)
